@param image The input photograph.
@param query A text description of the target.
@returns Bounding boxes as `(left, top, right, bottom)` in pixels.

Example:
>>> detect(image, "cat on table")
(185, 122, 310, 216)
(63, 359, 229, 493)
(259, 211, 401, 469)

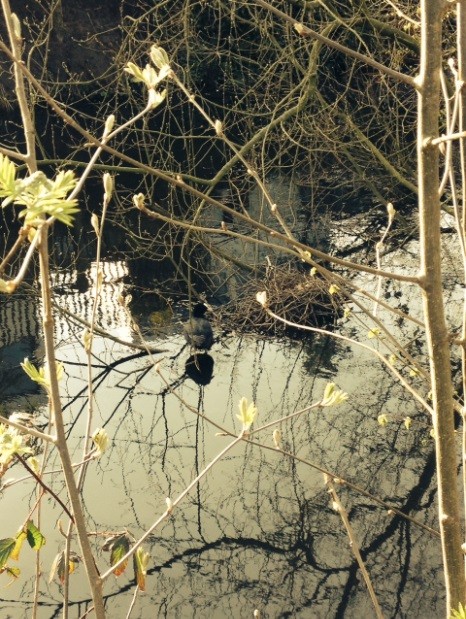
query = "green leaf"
(21, 358, 48, 389)
(1, 168, 79, 227)
(10, 531, 27, 561)
(133, 546, 150, 591)
(149, 44, 170, 70)
(0, 424, 33, 466)
(0, 154, 17, 199)
(0, 565, 21, 584)
(26, 521, 46, 551)
(2, 171, 48, 207)
(321, 383, 349, 407)
(91, 428, 109, 457)
(18, 198, 79, 227)
(21, 358, 64, 392)
(378, 413, 389, 427)
(108, 533, 131, 577)
(49, 170, 76, 196)
(450, 602, 466, 619)
(236, 397, 257, 434)
(124, 62, 146, 83)
(0, 538, 16, 569)
(125, 61, 169, 91)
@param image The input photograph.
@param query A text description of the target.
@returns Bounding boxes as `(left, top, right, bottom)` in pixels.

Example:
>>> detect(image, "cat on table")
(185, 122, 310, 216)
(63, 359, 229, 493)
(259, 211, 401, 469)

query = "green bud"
(150, 45, 170, 70)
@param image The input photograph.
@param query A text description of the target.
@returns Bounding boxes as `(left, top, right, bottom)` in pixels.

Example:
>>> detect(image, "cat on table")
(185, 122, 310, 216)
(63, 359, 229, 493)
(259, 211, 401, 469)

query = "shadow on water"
(0, 254, 442, 619)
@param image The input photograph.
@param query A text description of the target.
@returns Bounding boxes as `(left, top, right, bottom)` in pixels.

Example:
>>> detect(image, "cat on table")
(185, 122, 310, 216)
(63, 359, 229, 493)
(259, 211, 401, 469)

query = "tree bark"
(417, 0, 466, 613)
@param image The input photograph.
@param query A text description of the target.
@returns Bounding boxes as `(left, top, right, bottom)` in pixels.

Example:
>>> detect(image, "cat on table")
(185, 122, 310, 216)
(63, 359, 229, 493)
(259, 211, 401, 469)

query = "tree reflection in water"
(0, 268, 441, 618)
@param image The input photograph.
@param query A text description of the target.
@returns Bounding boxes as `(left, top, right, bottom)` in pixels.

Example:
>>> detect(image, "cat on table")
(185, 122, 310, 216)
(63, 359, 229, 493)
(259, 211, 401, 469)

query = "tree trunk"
(418, 0, 466, 613)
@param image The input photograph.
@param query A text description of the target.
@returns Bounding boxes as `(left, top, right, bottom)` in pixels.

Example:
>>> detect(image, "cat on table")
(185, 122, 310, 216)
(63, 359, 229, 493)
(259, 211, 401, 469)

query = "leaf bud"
(103, 173, 114, 201)
(150, 45, 170, 70)
(91, 213, 100, 236)
(133, 193, 146, 210)
(103, 114, 115, 137)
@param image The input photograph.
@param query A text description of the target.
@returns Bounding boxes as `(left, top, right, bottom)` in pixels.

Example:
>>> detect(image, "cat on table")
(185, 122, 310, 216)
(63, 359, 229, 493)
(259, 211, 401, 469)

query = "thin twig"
(15, 453, 75, 522)
(325, 475, 385, 619)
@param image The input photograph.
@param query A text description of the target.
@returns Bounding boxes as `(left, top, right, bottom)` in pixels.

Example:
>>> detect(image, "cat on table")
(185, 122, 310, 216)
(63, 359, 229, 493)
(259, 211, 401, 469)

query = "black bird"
(183, 303, 214, 351)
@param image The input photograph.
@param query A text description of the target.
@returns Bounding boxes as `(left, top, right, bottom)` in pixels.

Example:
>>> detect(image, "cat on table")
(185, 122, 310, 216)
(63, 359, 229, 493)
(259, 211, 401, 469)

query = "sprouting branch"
(0, 38, 421, 285)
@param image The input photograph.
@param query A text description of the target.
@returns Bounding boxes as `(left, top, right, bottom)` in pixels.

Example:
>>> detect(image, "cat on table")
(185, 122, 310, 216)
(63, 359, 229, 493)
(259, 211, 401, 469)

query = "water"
(0, 257, 443, 618)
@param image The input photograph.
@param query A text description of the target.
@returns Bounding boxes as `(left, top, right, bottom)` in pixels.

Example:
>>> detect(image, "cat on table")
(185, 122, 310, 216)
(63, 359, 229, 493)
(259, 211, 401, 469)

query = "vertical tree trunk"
(457, 2, 466, 566)
(418, 0, 465, 612)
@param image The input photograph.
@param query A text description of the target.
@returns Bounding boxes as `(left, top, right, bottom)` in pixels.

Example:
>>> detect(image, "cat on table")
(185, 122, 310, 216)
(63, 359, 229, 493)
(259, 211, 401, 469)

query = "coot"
(183, 303, 214, 350)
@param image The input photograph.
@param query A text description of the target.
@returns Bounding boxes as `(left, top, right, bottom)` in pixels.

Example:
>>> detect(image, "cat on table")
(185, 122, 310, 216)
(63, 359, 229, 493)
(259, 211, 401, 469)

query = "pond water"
(0, 253, 444, 618)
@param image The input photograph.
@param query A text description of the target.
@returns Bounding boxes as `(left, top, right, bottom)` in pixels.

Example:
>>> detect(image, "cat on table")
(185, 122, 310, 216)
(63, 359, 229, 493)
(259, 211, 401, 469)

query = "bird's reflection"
(185, 353, 214, 386)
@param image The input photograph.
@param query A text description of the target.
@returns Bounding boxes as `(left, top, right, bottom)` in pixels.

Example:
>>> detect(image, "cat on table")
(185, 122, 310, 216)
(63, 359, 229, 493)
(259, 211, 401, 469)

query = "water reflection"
(0, 260, 443, 618)
(185, 354, 214, 386)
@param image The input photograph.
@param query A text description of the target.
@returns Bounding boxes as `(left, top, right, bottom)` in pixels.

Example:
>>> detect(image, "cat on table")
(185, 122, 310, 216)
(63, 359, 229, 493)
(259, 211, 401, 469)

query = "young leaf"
(148, 87, 167, 110)
(4, 168, 79, 226)
(10, 530, 27, 561)
(0, 565, 21, 584)
(0, 424, 33, 466)
(0, 154, 17, 198)
(21, 358, 64, 392)
(133, 546, 150, 591)
(0, 538, 16, 569)
(108, 533, 131, 577)
(378, 414, 389, 427)
(321, 383, 348, 407)
(26, 521, 46, 551)
(450, 602, 466, 619)
(149, 44, 170, 70)
(91, 428, 109, 457)
(49, 550, 80, 584)
(124, 62, 146, 83)
(236, 397, 257, 434)
(68, 552, 80, 576)
(50, 170, 76, 197)
(21, 358, 48, 388)
(49, 551, 63, 583)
